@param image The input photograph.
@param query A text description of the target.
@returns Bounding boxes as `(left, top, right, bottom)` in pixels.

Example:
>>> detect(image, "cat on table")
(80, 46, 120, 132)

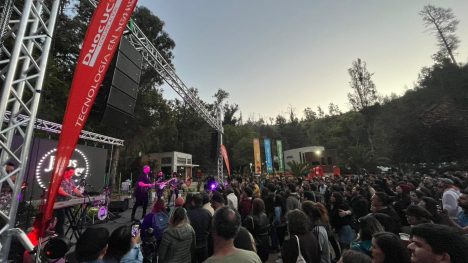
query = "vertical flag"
(253, 138, 262, 175)
(264, 138, 273, 174)
(41, 0, 139, 236)
(276, 140, 284, 172)
(220, 144, 231, 177)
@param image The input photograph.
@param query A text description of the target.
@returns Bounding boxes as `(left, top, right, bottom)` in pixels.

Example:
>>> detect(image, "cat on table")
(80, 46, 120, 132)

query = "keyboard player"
(55, 166, 83, 236)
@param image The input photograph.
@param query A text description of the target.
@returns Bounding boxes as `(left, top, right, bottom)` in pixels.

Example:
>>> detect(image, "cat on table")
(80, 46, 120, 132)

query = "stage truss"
(0, 0, 225, 259)
(87, 0, 225, 181)
(0, 0, 61, 260)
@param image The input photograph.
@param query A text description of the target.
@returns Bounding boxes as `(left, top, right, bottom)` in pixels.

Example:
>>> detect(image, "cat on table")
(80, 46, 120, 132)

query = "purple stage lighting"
(210, 182, 217, 190)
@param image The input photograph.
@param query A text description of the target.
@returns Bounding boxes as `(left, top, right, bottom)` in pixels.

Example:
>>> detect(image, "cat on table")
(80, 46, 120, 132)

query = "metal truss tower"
(0, 0, 61, 260)
(87, 0, 225, 181)
(0, 0, 225, 258)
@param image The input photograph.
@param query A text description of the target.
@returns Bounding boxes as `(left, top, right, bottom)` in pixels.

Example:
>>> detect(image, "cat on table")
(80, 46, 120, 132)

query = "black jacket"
(187, 207, 212, 248)
(281, 232, 320, 263)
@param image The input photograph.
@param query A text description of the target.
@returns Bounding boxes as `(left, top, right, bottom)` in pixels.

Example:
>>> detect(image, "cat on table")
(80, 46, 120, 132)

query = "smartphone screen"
(131, 224, 140, 237)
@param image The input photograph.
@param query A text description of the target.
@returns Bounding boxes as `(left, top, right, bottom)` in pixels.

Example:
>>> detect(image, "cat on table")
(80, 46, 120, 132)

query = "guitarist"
(168, 172, 181, 205)
(155, 171, 166, 200)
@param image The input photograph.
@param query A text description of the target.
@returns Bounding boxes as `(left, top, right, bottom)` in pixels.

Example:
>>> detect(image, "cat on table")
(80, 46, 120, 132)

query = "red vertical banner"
(41, 0, 138, 236)
(220, 144, 231, 177)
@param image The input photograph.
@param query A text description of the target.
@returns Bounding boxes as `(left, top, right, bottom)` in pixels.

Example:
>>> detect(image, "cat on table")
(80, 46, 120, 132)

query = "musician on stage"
(131, 165, 154, 221)
(168, 172, 181, 205)
(55, 166, 83, 236)
(156, 171, 165, 200)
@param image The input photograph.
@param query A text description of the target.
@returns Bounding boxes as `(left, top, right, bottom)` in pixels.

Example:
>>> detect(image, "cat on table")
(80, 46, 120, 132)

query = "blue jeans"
(338, 225, 356, 248)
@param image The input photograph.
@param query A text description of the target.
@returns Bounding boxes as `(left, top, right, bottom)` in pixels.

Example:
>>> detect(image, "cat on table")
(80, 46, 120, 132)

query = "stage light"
(42, 236, 70, 260)
(210, 182, 217, 190)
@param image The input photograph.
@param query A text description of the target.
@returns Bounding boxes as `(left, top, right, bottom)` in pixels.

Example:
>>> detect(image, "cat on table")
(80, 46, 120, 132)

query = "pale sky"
(137, 0, 468, 120)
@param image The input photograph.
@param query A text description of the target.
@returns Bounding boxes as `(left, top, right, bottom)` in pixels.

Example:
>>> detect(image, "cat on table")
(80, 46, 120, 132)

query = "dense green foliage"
(38, 3, 468, 178)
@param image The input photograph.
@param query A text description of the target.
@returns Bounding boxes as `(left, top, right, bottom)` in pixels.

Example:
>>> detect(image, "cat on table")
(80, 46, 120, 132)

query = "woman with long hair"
(104, 225, 143, 263)
(371, 232, 410, 263)
(350, 214, 384, 256)
(313, 202, 330, 226)
(330, 192, 356, 249)
(158, 207, 196, 263)
(302, 201, 331, 263)
(281, 209, 320, 263)
(314, 200, 342, 261)
(243, 198, 270, 262)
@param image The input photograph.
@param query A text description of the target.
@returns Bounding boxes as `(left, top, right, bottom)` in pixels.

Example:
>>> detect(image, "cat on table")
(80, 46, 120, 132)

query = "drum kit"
(74, 176, 110, 224)
(86, 186, 111, 223)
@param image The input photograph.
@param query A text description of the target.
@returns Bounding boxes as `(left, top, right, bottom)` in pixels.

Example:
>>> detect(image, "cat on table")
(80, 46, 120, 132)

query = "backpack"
(311, 225, 323, 258)
(152, 212, 169, 240)
(294, 235, 306, 263)
(312, 225, 338, 260)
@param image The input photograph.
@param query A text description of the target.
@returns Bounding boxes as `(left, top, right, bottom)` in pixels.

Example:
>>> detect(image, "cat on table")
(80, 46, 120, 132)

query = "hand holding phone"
(131, 224, 140, 237)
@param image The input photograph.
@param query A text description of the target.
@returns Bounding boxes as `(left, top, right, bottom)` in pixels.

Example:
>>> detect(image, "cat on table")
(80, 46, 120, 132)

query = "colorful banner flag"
(220, 144, 231, 177)
(264, 138, 273, 174)
(276, 140, 284, 172)
(41, 0, 138, 236)
(253, 138, 262, 175)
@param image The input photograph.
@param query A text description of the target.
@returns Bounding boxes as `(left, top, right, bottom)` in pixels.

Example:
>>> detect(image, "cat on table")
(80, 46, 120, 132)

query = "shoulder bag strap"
(295, 235, 303, 257)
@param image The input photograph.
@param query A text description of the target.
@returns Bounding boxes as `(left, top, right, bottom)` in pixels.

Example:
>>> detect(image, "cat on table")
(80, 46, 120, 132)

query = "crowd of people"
(72, 168, 468, 263)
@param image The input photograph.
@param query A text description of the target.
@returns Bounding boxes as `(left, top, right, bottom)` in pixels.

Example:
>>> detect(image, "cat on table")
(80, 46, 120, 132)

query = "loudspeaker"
(108, 199, 129, 212)
(101, 105, 134, 127)
(96, 36, 142, 126)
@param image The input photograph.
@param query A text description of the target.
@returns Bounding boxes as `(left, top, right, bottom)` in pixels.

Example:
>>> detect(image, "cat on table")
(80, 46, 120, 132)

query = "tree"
(275, 115, 287, 126)
(287, 160, 308, 177)
(420, 5, 460, 66)
(328, 103, 342, 116)
(316, 106, 325, 118)
(348, 58, 379, 153)
(303, 107, 317, 121)
(212, 89, 239, 125)
(223, 104, 239, 125)
(348, 59, 378, 111)
(133, 6, 175, 66)
(213, 89, 229, 108)
(288, 106, 299, 123)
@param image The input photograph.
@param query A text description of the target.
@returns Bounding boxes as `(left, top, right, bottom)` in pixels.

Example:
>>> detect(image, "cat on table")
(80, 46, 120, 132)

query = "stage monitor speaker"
(109, 199, 129, 212)
(98, 36, 142, 125)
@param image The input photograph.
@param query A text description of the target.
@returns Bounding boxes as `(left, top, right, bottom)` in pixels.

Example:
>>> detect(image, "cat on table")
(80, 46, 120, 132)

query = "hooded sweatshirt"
(158, 224, 196, 263)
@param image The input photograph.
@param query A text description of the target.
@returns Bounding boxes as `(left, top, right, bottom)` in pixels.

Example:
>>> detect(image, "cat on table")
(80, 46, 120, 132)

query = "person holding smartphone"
(104, 224, 143, 263)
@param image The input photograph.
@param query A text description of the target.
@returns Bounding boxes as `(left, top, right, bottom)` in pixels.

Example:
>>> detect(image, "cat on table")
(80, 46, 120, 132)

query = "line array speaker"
(96, 36, 143, 127)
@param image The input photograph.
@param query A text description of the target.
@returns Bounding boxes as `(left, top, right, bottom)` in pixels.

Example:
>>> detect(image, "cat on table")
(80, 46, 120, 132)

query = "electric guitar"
(155, 178, 177, 190)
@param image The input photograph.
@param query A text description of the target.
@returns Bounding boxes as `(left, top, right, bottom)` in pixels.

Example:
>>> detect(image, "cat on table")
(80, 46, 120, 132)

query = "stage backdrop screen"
(21, 136, 108, 200)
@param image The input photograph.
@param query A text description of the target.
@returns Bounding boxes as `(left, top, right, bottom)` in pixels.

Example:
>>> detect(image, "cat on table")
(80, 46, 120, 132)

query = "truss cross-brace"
(0, 0, 61, 260)
(88, 0, 225, 181)
(0, 1, 226, 259)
